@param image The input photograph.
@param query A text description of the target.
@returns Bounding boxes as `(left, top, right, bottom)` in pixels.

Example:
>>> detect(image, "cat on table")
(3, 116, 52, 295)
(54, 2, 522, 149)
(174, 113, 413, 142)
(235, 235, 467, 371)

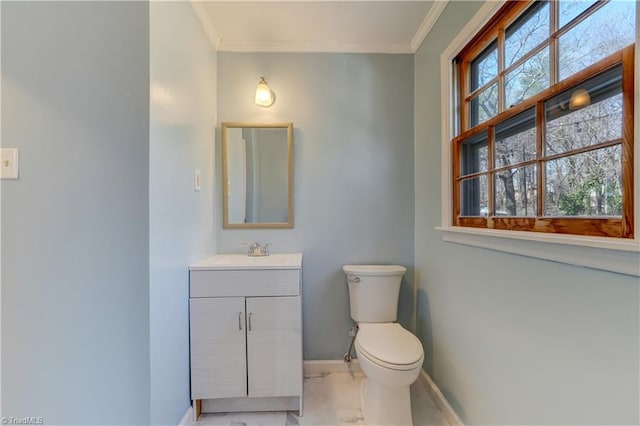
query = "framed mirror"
(221, 122, 294, 229)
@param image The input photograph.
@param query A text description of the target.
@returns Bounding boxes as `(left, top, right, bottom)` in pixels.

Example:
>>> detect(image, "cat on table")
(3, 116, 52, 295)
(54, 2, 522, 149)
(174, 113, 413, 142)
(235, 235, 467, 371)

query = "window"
(453, 0, 636, 238)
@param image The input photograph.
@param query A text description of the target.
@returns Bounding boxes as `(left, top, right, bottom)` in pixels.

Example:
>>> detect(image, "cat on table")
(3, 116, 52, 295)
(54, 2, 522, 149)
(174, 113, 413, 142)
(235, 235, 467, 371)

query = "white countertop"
(189, 253, 302, 270)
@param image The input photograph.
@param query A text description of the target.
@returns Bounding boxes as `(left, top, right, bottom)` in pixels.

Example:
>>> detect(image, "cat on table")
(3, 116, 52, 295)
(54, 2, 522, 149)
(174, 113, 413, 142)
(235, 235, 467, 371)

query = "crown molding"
(217, 40, 413, 54)
(189, 0, 221, 50)
(410, 0, 449, 53)
(189, 0, 448, 55)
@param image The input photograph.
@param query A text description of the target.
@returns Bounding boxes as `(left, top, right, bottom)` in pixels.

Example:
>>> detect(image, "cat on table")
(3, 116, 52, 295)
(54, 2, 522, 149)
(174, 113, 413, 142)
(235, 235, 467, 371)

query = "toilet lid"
(356, 323, 423, 367)
(343, 264, 406, 276)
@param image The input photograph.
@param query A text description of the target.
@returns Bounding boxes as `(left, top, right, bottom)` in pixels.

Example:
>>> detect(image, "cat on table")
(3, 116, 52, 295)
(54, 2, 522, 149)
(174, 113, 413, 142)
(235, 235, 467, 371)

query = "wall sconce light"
(255, 77, 275, 107)
(569, 88, 590, 110)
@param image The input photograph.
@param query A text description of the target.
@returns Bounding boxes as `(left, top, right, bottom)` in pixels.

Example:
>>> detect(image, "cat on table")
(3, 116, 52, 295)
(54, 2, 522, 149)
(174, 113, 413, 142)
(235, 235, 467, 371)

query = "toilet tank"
(343, 264, 407, 323)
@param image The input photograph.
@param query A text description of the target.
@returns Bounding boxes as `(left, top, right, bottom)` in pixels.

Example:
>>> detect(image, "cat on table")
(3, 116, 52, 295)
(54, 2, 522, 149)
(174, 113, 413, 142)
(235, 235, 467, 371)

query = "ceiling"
(190, 1, 447, 54)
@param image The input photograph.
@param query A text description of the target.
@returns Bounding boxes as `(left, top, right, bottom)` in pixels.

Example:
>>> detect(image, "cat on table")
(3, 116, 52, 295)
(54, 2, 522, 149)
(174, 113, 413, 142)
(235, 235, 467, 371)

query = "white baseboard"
(178, 405, 193, 426)
(303, 359, 362, 376)
(418, 369, 464, 426)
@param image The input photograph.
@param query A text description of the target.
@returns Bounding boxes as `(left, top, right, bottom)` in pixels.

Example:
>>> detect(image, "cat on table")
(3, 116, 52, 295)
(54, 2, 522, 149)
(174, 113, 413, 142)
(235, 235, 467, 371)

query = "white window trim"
(437, 1, 640, 277)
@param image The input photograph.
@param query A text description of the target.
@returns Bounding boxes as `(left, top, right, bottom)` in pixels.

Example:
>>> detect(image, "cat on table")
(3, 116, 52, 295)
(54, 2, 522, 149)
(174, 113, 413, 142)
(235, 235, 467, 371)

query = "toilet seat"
(356, 323, 423, 371)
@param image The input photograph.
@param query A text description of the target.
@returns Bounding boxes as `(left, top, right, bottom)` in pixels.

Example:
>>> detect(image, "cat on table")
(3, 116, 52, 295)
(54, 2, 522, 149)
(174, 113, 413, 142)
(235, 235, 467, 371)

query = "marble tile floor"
(192, 371, 450, 426)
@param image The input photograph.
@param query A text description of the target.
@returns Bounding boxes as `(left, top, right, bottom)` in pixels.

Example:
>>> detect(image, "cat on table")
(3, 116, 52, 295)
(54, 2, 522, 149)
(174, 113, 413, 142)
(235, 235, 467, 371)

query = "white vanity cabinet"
(189, 297, 247, 399)
(189, 254, 303, 418)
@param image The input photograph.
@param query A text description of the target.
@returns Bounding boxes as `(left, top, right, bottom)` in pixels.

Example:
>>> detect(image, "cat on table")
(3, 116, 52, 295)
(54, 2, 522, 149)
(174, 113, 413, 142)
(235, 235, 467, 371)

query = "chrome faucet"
(248, 242, 262, 256)
(248, 242, 271, 257)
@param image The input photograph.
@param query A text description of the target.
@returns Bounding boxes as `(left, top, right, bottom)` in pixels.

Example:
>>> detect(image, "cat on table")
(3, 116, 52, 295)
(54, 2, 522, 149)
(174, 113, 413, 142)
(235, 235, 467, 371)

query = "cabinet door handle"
(248, 312, 253, 331)
(238, 312, 243, 331)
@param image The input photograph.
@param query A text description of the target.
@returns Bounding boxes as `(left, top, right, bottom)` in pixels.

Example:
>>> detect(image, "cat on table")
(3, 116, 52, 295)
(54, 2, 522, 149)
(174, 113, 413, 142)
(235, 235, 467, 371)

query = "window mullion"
(543, 139, 622, 163)
(453, 138, 461, 225)
(621, 44, 635, 237)
(488, 126, 495, 218)
(460, 60, 470, 132)
(536, 101, 545, 217)
(502, 40, 551, 76)
(549, 0, 559, 86)
(497, 29, 505, 114)
(465, 76, 499, 103)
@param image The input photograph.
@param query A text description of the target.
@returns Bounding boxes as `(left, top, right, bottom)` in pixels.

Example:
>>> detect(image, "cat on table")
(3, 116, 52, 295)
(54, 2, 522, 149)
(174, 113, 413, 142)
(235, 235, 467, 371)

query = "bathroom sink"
(190, 253, 302, 270)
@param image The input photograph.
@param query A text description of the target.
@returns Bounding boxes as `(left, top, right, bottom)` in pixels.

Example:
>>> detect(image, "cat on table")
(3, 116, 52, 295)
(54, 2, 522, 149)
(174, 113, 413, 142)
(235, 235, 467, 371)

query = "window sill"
(436, 226, 640, 277)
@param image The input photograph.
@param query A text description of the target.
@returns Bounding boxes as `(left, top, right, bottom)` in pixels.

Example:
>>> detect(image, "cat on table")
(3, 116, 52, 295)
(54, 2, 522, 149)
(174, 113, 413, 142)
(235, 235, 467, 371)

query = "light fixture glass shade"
(255, 77, 274, 107)
(569, 88, 590, 110)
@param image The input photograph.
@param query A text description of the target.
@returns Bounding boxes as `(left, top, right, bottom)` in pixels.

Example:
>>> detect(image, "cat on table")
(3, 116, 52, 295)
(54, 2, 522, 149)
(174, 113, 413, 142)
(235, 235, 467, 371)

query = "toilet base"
(360, 378, 413, 426)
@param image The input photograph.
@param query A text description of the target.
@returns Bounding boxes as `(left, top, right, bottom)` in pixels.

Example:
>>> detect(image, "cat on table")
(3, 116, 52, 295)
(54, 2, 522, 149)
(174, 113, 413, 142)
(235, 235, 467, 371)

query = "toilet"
(343, 264, 424, 426)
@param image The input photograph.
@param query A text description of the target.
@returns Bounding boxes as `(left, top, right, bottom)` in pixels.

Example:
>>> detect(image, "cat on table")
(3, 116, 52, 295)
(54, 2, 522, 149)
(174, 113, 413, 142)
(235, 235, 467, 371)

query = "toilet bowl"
(355, 322, 424, 426)
(343, 265, 424, 426)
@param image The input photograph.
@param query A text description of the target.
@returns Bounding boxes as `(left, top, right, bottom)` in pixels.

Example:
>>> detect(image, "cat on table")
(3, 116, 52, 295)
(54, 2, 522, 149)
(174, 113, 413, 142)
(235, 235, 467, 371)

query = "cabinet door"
(190, 297, 246, 399)
(246, 296, 302, 397)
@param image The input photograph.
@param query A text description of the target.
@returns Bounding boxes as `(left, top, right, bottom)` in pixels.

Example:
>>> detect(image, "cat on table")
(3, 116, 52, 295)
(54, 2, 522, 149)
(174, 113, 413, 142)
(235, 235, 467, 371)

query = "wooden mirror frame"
(221, 122, 294, 229)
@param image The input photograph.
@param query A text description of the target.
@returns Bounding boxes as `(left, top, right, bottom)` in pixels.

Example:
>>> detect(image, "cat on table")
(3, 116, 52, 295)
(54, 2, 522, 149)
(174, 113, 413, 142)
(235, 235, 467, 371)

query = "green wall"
(414, 2, 639, 424)
(216, 52, 416, 359)
(2, 2, 150, 423)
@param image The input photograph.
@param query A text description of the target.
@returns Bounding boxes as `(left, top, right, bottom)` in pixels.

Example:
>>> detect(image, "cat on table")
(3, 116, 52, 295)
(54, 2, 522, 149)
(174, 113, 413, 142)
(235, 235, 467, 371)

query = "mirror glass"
(222, 122, 293, 228)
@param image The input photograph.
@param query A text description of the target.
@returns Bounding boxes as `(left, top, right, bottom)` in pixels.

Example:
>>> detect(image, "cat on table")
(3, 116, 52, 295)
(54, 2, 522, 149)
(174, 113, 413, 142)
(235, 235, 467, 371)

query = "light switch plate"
(1, 148, 19, 179)
(194, 169, 201, 191)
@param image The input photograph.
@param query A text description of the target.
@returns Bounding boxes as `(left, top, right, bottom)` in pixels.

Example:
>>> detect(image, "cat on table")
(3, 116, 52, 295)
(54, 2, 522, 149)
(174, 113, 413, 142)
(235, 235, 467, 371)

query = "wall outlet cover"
(1, 148, 19, 179)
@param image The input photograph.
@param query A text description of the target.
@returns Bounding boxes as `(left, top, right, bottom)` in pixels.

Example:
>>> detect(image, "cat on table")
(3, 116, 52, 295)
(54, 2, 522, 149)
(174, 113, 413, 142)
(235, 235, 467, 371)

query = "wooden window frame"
(452, 0, 636, 238)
